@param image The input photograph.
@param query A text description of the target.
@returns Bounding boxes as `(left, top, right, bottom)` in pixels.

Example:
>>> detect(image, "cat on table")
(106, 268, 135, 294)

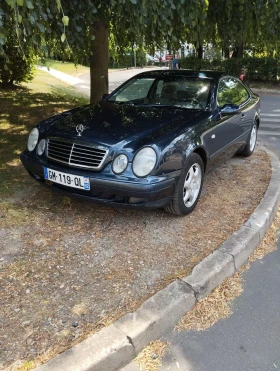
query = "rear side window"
(217, 78, 249, 107)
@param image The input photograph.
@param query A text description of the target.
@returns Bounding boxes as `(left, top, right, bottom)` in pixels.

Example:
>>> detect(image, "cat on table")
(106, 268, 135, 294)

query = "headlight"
(112, 154, 128, 174)
(27, 128, 39, 152)
(37, 139, 46, 156)
(132, 147, 157, 177)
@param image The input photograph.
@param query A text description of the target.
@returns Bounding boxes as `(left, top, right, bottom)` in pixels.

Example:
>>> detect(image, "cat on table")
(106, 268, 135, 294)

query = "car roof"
(134, 69, 227, 81)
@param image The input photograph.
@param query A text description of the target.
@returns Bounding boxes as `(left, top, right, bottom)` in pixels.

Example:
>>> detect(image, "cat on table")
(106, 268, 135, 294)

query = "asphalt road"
(121, 95, 280, 371)
(258, 95, 280, 155)
(76, 67, 165, 96)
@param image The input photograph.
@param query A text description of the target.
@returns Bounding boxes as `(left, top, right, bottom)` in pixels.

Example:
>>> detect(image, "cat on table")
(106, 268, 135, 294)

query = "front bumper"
(20, 152, 180, 209)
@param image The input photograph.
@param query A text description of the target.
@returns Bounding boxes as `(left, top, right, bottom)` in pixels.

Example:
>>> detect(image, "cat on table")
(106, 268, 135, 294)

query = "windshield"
(107, 76, 211, 110)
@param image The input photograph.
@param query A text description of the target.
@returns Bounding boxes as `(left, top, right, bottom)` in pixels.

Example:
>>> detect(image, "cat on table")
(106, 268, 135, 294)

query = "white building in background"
(154, 43, 196, 61)
(180, 43, 196, 58)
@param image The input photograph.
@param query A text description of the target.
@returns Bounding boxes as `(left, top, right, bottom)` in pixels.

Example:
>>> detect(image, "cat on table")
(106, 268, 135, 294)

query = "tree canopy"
(1, 0, 280, 100)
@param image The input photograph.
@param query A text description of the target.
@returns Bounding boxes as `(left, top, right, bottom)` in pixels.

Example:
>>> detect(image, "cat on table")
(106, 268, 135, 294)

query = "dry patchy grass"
(135, 340, 168, 371)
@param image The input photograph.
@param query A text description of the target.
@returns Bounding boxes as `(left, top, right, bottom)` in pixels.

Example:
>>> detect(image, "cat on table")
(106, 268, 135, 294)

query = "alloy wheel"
(183, 163, 202, 207)
(250, 124, 257, 152)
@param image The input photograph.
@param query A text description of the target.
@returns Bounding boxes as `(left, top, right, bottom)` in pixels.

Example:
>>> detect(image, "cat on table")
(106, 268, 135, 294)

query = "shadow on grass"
(0, 85, 89, 198)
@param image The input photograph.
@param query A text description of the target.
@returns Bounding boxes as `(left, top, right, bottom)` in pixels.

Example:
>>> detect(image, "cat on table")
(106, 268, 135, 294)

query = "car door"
(203, 77, 251, 168)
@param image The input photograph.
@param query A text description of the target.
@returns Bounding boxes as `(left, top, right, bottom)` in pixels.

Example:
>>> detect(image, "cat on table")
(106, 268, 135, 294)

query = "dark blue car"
(20, 70, 260, 215)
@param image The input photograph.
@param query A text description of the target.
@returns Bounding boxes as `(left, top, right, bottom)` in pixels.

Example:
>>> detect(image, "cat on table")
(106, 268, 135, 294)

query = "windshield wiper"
(114, 101, 135, 106)
(149, 104, 193, 110)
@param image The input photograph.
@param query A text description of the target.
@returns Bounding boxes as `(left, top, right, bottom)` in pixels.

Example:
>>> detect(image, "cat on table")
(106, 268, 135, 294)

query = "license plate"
(44, 167, 90, 190)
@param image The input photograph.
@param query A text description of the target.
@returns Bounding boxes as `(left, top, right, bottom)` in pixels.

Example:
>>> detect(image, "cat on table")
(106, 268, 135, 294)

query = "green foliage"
(2, 0, 280, 62)
(180, 56, 280, 82)
(202, 0, 280, 58)
(1, 0, 209, 62)
(243, 57, 279, 82)
(0, 21, 36, 86)
(180, 56, 216, 70)
(223, 57, 279, 82)
(222, 57, 244, 76)
(0, 50, 35, 86)
(108, 44, 147, 68)
(2, 0, 280, 96)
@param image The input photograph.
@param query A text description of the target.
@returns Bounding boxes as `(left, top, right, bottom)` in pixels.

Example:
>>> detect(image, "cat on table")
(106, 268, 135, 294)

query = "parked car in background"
(21, 70, 260, 216)
(146, 54, 159, 63)
(155, 53, 167, 62)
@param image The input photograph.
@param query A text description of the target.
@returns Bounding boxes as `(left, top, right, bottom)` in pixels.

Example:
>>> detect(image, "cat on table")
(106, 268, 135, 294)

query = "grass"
(37, 59, 90, 77)
(0, 69, 89, 200)
(37, 59, 128, 77)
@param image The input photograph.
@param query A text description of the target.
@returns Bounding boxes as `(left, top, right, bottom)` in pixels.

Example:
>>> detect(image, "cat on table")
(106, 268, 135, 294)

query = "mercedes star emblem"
(76, 124, 84, 136)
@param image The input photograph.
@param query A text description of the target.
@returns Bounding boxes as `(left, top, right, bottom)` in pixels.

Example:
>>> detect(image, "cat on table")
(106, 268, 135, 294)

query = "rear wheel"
(238, 121, 258, 157)
(165, 153, 204, 216)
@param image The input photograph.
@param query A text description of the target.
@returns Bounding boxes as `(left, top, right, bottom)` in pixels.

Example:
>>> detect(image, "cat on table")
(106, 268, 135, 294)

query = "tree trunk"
(0, 81, 14, 88)
(237, 42, 244, 58)
(197, 45, 203, 59)
(90, 21, 109, 104)
(232, 42, 244, 58)
(224, 46, 230, 59)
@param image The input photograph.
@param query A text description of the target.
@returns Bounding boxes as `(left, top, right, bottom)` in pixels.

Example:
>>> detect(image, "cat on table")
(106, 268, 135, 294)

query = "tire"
(165, 153, 204, 216)
(238, 121, 258, 157)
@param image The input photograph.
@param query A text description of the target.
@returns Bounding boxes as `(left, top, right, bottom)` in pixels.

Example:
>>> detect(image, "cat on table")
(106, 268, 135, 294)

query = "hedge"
(180, 56, 279, 82)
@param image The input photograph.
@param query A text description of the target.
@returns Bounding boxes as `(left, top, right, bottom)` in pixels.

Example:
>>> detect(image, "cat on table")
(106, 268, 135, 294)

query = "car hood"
(44, 102, 207, 149)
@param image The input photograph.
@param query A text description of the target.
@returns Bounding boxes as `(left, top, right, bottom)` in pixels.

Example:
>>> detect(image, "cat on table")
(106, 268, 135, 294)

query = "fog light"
(112, 154, 128, 174)
(37, 139, 46, 156)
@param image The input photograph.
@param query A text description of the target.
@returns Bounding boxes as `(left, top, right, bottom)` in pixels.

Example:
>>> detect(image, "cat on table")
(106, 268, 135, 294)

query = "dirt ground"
(0, 146, 271, 370)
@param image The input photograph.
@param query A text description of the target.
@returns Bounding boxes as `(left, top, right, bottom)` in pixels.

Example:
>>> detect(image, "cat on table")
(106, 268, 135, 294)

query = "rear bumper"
(20, 152, 179, 209)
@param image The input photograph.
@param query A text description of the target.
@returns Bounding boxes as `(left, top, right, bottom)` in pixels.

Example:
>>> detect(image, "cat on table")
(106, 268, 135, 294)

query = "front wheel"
(165, 153, 204, 216)
(238, 121, 258, 157)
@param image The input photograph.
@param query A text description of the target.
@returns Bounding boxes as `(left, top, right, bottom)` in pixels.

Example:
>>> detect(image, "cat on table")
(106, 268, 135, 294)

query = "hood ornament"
(76, 124, 84, 136)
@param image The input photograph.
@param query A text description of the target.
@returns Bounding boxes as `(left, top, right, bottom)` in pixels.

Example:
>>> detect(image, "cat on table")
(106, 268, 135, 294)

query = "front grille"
(47, 138, 108, 170)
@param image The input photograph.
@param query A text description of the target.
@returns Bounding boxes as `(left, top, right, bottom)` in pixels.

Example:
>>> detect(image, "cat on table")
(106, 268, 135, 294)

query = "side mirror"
(220, 104, 240, 115)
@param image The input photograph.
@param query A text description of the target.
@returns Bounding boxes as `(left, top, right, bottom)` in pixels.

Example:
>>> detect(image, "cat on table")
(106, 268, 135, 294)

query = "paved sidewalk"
(34, 147, 280, 371)
(37, 66, 85, 85)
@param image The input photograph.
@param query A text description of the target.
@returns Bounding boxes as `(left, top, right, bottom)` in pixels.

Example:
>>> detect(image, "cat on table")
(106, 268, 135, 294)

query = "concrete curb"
(35, 147, 280, 371)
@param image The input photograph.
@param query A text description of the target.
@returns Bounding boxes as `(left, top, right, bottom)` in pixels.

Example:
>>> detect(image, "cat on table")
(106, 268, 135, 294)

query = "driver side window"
(217, 78, 249, 107)
(112, 78, 154, 102)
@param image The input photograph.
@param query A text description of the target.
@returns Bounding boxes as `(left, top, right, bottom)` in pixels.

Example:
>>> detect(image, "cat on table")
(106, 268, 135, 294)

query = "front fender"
(153, 135, 209, 177)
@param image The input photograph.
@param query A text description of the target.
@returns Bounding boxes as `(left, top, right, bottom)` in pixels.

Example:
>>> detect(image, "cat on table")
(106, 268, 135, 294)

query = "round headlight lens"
(27, 128, 39, 152)
(132, 147, 157, 177)
(112, 154, 128, 174)
(37, 139, 46, 156)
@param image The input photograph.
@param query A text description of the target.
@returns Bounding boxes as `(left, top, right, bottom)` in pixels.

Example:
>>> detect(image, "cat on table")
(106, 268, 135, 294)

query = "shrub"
(0, 30, 36, 87)
(180, 56, 279, 82)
